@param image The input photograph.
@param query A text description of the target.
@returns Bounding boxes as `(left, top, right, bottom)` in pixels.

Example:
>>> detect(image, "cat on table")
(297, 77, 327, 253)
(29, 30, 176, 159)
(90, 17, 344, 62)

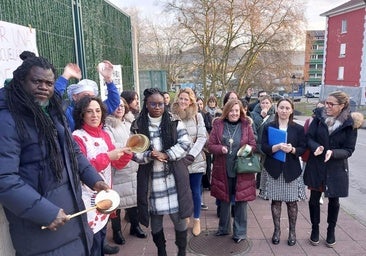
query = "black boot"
(152, 229, 167, 256)
(175, 229, 187, 256)
(103, 239, 120, 254)
(287, 201, 298, 246)
(309, 190, 321, 246)
(256, 172, 261, 189)
(326, 197, 340, 248)
(127, 207, 147, 238)
(111, 209, 126, 245)
(271, 200, 281, 245)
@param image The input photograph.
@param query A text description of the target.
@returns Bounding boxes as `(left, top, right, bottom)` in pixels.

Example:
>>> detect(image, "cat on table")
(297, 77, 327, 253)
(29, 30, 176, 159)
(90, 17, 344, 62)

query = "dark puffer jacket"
(0, 88, 103, 256)
(304, 107, 358, 197)
(208, 117, 257, 202)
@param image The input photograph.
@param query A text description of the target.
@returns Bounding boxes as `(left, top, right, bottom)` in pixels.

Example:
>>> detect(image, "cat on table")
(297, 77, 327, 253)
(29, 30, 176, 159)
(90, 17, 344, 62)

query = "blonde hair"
(329, 91, 350, 109)
(176, 87, 197, 105)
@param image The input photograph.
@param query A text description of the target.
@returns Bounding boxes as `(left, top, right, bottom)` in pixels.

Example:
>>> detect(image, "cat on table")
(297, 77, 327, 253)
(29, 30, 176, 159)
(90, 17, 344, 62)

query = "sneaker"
(201, 204, 208, 210)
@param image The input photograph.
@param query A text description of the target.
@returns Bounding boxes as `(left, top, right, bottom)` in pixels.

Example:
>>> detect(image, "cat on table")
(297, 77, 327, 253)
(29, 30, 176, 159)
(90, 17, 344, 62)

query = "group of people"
(0, 51, 364, 256)
(183, 88, 363, 250)
(240, 89, 363, 248)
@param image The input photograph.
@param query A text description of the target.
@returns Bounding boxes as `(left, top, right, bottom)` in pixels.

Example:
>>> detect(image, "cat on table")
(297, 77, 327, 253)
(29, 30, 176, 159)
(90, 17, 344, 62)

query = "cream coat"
(172, 102, 207, 174)
(105, 115, 139, 208)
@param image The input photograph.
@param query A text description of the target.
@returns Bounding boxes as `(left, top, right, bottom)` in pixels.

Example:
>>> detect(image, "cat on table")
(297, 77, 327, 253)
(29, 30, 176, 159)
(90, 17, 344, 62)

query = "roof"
(320, 0, 365, 17)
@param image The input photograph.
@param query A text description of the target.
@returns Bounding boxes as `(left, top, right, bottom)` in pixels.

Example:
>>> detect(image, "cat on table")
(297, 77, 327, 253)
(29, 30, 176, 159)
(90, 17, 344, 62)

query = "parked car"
(292, 96, 302, 102)
(305, 92, 315, 98)
(270, 93, 284, 101)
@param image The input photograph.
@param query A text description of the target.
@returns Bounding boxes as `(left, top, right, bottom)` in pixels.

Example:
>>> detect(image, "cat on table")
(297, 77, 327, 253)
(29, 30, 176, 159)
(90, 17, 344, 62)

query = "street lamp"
(291, 74, 296, 102)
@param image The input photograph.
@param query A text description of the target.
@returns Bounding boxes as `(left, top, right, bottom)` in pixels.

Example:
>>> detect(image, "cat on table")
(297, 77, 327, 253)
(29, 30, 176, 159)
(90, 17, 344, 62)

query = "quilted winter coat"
(208, 117, 257, 202)
(0, 88, 103, 256)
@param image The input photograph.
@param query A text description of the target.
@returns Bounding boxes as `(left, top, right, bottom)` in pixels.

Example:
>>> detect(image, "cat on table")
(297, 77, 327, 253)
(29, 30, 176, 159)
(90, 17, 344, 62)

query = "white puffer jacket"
(105, 115, 139, 208)
(172, 102, 207, 174)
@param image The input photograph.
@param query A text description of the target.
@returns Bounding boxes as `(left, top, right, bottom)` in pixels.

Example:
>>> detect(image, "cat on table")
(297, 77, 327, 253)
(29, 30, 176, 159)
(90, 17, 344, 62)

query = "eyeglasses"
(325, 101, 340, 107)
(148, 102, 165, 108)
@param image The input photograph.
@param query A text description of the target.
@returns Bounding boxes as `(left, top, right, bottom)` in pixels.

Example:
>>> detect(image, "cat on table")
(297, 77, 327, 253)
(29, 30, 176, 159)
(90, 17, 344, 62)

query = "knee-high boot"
(175, 229, 187, 256)
(152, 229, 167, 256)
(287, 201, 298, 246)
(127, 207, 147, 238)
(326, 197, 340, 247)
(271, 200, 282, 245)
(309, 190, 321, 245)
(111, 209, 126, 245)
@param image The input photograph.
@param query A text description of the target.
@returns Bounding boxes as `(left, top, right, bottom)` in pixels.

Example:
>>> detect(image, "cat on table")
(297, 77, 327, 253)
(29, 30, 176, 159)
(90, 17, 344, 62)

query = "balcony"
(311, 49, 324, 55)
(307, 77, 322, 83)
(308, 69, 323, 74)
(309, 59, 323, 64)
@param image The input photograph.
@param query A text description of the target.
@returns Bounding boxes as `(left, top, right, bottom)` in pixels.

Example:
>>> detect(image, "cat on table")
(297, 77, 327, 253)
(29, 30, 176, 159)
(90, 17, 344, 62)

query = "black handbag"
(236, 153, 261, 174)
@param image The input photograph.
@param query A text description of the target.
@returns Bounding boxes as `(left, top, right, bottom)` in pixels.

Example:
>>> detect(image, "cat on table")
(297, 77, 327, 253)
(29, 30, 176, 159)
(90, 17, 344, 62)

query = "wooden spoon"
(41, 199, 112, 229)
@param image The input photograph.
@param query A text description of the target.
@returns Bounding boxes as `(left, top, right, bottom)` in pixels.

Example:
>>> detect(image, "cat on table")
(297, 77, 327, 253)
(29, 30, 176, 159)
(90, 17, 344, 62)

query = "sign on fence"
(0, 20, 38, 87)
(99, 64, 123, 101)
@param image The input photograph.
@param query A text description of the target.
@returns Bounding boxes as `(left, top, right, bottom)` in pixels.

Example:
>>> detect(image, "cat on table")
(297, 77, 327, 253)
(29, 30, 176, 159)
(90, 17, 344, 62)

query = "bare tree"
(164, 0, 306, 100)
(138, 21, 191, 87)
(125, 7, 190, 88)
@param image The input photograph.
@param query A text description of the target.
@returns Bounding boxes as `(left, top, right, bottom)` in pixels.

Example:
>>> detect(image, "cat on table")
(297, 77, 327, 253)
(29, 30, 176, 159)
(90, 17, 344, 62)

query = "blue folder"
(268, 127, 287, 162)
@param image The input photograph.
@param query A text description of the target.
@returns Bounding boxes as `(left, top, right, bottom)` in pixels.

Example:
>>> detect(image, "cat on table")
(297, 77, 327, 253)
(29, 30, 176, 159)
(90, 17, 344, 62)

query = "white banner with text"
(0, 21, 38, 87)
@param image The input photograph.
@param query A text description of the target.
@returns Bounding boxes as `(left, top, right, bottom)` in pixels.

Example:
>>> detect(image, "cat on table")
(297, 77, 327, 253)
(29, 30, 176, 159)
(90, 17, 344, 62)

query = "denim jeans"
(190, 173, 203, 218)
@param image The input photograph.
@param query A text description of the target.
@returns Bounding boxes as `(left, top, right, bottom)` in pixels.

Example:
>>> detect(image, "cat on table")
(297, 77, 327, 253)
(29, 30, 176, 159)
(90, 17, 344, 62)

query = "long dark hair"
(6, 55, 79, 184)
(135, 88, 176, 151)
(73, 96, 107, 130)
(274, 98, 295, 124)
(121, 90, 138, 105)
(223, 91, 239, 106)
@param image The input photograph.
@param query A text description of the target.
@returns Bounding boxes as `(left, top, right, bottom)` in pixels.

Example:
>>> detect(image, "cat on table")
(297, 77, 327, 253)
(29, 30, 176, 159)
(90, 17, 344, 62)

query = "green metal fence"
(0, 0, 134, 89)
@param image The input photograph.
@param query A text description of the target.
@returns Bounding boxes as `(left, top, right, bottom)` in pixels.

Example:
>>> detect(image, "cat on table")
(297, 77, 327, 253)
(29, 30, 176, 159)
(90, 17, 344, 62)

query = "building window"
(341, 20, 347, 33)
(338, 67, 344, 80)
(339, 43, 346, 57)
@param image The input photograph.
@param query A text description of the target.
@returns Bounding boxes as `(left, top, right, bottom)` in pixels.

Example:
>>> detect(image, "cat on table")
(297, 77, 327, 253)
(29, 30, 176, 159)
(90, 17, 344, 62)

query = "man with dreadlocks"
(0, 54, 110, 256)
(131, 88, 193, 256)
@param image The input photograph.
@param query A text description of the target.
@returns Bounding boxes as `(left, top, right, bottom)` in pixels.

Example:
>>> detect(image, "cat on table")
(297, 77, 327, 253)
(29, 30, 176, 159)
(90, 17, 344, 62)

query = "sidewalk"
(105, 189, 366, 256)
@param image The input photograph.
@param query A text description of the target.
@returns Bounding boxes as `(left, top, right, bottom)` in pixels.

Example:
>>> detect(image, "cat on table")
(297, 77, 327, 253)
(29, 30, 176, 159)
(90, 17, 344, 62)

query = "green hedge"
(0, 0, 134, 89)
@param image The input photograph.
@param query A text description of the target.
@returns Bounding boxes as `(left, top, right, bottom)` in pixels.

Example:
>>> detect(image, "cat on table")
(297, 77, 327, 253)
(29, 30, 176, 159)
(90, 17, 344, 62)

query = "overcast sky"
(108, 0, 347, 30)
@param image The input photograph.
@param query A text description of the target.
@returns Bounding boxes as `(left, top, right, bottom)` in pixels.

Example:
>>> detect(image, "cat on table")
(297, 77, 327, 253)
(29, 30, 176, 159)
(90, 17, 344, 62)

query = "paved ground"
(105, 189, 366, 256)
(104, 114, 366, 255)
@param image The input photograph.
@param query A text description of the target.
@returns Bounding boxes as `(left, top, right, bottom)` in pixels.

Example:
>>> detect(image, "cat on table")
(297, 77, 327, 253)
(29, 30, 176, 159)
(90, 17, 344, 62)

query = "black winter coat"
(304, 108, 357, 197)
(261, 121, 306, 183)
